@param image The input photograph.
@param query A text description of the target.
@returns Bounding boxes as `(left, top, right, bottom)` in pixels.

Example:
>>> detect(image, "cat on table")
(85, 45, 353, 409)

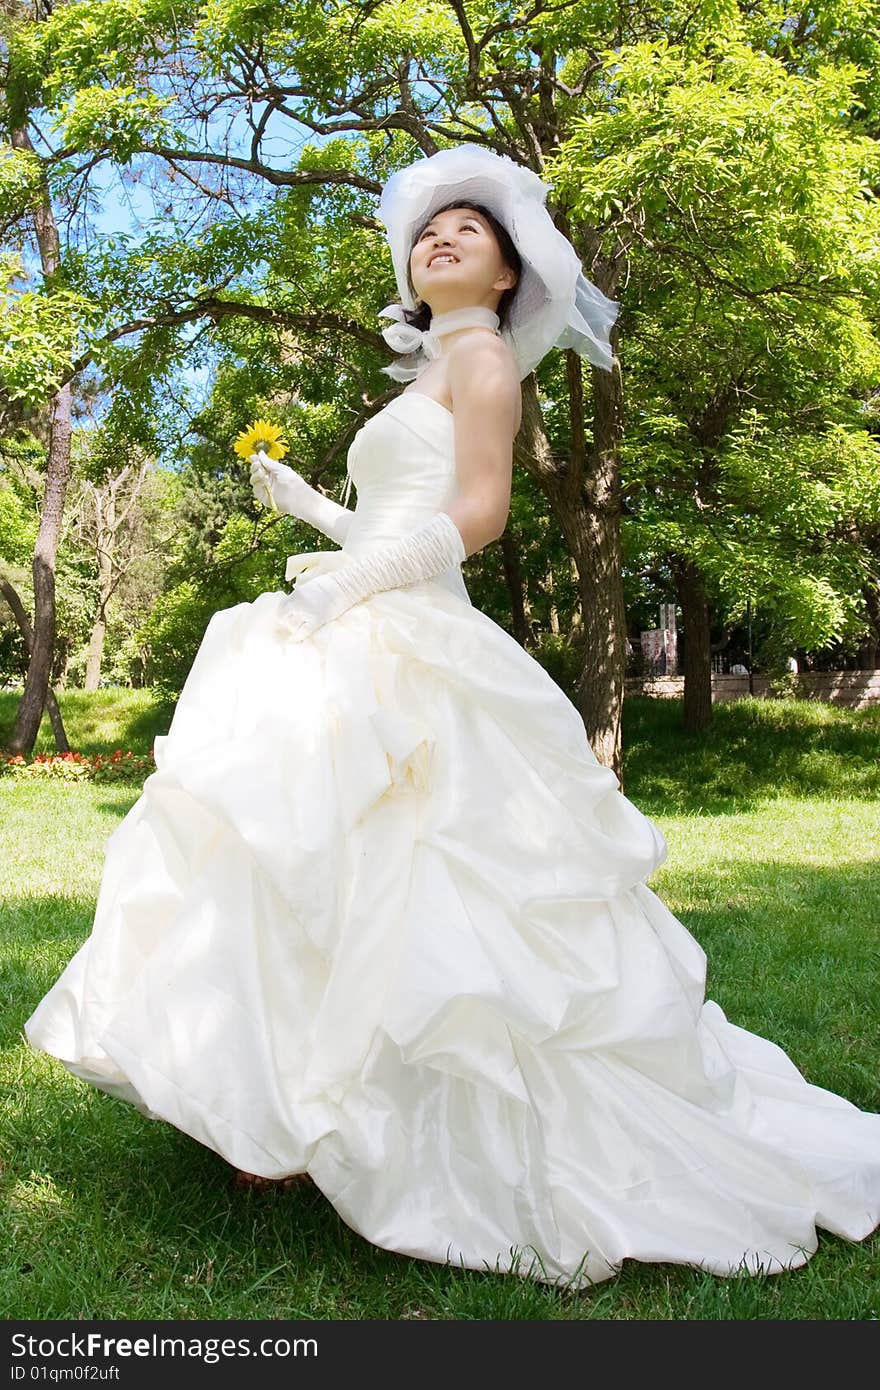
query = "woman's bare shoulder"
(448, 328, 517, 371)
(448, 332, 522, 431)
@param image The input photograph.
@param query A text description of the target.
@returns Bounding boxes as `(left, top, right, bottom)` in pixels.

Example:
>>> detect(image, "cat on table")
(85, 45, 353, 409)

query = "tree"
(2, 1, 879, 774)
(551, 31, 880, 727)
(72, 453, 153, 689)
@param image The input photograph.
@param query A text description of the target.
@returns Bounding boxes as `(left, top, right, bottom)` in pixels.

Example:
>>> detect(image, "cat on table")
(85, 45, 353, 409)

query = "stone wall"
(624, 671, 880, 708)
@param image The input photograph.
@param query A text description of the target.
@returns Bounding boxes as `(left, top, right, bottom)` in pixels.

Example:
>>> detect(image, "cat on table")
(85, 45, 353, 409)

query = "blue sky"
(17, 100, 339, 440)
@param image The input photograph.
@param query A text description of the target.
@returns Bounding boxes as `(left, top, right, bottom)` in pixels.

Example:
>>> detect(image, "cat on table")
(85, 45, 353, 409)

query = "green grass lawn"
(1, 690, 878, 1319)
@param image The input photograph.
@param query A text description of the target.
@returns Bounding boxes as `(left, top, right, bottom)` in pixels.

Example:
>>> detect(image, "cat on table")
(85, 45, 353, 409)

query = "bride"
(24, 144, 880, 1291)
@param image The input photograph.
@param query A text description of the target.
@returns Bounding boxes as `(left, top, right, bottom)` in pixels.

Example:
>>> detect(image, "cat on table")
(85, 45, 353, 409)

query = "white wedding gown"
(25, 392, 880, 1289)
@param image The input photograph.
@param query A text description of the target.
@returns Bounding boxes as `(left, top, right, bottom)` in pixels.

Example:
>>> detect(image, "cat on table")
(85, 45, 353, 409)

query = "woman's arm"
(250, 451, 353, 545)
(441, 332, 521, 557)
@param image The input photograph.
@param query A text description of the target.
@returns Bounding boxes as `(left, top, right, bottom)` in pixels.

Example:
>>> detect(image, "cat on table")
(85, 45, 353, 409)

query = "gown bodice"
(339, 392, 470, 604)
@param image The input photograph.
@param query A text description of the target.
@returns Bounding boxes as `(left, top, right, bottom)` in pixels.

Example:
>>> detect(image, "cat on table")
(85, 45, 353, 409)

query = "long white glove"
(250, 449, 353, 545)
(276, 510, 467, 642)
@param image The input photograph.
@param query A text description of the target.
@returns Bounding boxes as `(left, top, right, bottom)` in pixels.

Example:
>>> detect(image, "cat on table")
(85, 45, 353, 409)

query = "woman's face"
(409, 206, 517, 314)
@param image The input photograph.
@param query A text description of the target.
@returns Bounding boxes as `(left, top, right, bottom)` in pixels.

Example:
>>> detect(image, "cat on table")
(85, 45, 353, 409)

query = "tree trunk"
(81, 462, 148, 690)
(568, 557, 584, 642)
(580, 345, 627, 781)
(856, 575, 879, 670)
(83, 474, 127, 690)
(499, 531, 530, 646)
(84, 612, 107, 691)
(7, 122, 73, 755)
(671, 554, 713, 732)
(0, 575, 69, 752)
(517, 353, 627, 783)
(8, 382, 71, 753)
(545, 564, 560, 636)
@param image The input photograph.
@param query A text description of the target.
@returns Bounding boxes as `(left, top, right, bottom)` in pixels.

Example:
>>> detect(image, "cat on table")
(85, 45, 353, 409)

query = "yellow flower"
(233, 418, 290, 461)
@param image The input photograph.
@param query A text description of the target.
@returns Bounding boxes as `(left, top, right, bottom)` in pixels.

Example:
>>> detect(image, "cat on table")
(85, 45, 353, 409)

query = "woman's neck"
(427, 304, 500, 355)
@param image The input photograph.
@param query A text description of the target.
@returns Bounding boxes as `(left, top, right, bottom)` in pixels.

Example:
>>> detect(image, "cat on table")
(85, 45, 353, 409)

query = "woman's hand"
(250, 450, 355, 546)
(249, 450, 311, 517)
(276, 573, 351, 643)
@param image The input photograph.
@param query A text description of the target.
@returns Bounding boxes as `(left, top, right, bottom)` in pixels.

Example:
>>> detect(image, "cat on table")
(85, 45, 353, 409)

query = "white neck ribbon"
(378, 303, 500, 382)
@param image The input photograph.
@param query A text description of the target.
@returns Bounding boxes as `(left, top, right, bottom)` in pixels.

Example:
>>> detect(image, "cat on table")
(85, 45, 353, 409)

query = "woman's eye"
(421, 224, 477, 239)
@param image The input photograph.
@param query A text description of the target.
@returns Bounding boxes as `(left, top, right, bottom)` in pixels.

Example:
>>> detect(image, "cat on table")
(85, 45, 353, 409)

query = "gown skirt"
(24, 392, 880, 1289)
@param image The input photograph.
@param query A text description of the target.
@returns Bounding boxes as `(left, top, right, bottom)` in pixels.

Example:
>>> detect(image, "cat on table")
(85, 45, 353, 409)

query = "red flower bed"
(0, 748, 156, 783)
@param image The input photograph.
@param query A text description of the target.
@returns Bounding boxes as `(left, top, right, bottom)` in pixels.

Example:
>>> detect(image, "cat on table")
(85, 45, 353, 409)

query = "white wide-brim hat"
(376, 143, 620, 380)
